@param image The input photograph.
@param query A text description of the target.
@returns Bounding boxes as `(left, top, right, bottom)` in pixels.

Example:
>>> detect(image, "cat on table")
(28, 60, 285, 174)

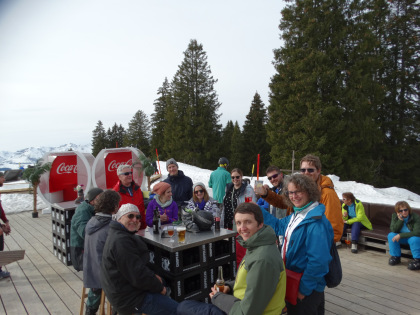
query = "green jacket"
(209, 167, 232, 203)
(390, 212, 420, 239)
(212, 225, 286, 315)
(342, 200, 372, 230)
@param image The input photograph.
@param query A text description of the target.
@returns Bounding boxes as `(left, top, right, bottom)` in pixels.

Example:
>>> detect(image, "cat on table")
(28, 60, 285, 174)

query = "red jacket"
(113, 181, 146, 230)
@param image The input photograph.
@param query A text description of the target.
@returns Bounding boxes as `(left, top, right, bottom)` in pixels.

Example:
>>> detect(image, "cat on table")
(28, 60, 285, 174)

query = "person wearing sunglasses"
(101, 203, 178, 315)
(82, 190, 120, 315)
(388, 201, 420, 270)
(341, 192, 372, 254)
(146, 182, 178, 227)
(186, 182, 219, 217)
(256, 165, 289, 219)
(222, 168, 256, 230)
(113, 164, 147, 230)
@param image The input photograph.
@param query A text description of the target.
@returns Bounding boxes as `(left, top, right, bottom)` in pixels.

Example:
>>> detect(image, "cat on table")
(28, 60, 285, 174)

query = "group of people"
(65, 154, 419, 315)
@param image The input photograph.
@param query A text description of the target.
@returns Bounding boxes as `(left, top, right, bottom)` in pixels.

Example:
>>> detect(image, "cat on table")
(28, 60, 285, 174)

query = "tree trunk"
(33, 182, 38, 213)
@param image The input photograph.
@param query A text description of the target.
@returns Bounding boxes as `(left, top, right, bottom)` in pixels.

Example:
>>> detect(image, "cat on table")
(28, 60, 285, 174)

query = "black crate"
(53, 245, 72, 266)
(210, 257, 237, 282)
(208, 236, 236, 263)
(52, 207, 75, 225)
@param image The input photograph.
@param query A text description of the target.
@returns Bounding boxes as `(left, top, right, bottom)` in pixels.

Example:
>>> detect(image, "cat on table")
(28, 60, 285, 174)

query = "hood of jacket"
(112, 180, 141, 194)
(85, 213, 113, 236)
(319, 175, 335, 191)
(237, 224, 277, 249)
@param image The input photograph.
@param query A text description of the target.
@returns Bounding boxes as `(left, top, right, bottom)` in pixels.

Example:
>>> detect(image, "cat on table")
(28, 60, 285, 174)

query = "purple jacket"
(146, 198, 179, 227)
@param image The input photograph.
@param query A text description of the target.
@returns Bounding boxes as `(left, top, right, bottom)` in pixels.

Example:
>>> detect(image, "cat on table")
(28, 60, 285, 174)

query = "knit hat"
(0, 172, 4, 178)
(153, 182, 171, 196)
(114, 203, 140, 221)
(86, 187, 104, 202)
(166, 158, 178, 170)
(193, 182, 206, 191)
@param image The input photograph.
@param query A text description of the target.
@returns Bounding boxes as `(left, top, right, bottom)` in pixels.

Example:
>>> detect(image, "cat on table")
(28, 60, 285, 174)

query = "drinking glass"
(167, 225, 175, 242)
(177, 226, 186, 243)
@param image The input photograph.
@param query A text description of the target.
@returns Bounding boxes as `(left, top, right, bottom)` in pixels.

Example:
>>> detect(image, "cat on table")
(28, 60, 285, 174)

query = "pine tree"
(124, 110, 151, 154)
(167, 39, 222, 168)
(219, 120, 235, 164)
(151, 77, 171, 159)
(107, 123, 126, 148)
(92, 120, 107, 156)
(230, 121, 244, 172)
(241, 92, 270, 175)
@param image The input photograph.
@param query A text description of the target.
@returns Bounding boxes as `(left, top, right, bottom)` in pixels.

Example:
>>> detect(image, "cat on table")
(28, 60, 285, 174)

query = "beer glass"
(167, 225, 175, 242)
(177, 226, 186, 243)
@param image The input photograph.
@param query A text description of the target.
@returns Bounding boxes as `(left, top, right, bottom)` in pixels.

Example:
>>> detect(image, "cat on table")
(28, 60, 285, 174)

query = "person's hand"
(343, 211, 348, 217)
(155, 274, 163, 283)
(297, 292, 305, 301)
(392, 234, 401, 242)
(343, 219, 348, 223)
(160, 286, 167, 295)
(254, 184, 267, 197)
(160, 210, 168, 222)
(398, 214, 404, 221)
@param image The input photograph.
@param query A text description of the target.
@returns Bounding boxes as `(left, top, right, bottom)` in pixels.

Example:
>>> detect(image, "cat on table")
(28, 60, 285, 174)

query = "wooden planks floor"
(1, 212, 419, 315)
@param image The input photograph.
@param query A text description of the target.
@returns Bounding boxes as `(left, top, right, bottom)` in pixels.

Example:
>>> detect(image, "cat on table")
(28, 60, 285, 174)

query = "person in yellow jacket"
(342, 192, 372, 253)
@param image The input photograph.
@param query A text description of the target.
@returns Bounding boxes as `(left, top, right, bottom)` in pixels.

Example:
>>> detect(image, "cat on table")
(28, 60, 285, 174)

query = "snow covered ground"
(1, 161, 420, 214)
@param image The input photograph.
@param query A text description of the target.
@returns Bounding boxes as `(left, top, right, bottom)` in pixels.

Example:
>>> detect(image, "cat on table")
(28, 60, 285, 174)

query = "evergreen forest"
(91, 1, 420, 193)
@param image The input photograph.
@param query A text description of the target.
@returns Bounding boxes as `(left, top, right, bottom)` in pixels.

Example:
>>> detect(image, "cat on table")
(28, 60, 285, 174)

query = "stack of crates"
(51, 203, 76, 266)
(146, 235, 237, 303)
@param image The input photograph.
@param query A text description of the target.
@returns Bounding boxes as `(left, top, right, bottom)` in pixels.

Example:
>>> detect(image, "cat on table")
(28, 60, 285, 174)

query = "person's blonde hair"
(193, 184, 209, 203)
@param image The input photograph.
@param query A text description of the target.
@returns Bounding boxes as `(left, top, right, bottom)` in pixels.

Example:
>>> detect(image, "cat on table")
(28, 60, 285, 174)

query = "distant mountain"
(0, 143, 92, 170)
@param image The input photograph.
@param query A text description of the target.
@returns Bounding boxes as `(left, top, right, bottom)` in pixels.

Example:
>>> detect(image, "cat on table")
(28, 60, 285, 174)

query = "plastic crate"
(208, 236, 236, 263)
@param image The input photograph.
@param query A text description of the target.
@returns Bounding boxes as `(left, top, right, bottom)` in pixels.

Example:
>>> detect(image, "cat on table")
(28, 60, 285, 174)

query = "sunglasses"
(121, 171, 133, 176)
(268, 173, 280, 181)
(231, 176, 241, 180)
(398, 209, 409, 213)
(300, 168, 316, 173)
(127, 214, 141, 220)
(194, 189, 204, 194)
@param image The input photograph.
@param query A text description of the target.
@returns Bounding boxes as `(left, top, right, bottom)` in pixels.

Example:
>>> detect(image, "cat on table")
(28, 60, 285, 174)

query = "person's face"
(342, 196, 352, 206)
(194, 186, 205, 201)
(288, 182, 310, 209)
(300, 161, 321, 182)
(162, 188, 172, 202)
(0, 176, 4, 187)
(235, 212, 263, 242)
(118, 167, 133, 187)
(168, 164, 178, 176)
(118, 211, 141, 232)
(90, 193, 102, 206)
(231, 172, 242, 187)
(398, 206, 410, 218)
(267, 171, 283, 188)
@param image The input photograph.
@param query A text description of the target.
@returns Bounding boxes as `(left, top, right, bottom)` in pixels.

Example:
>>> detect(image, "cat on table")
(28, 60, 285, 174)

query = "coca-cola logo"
(56, 163, 77, 174)
(107, 159, 133, 172)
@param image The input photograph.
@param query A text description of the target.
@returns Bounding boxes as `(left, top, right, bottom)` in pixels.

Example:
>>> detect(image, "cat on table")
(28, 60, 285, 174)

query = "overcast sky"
(0, 0, 285, 151)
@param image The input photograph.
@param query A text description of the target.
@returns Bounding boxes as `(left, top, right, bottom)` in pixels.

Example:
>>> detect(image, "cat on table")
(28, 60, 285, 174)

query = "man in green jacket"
(208, 157, 232, 204)
(177, 203, 286, 315)
(70, 187, 103, 271)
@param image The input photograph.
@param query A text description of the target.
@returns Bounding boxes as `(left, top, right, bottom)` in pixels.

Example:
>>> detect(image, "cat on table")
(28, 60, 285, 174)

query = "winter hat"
(193, 182, 206, 191)
(153, 182, 171, 196)
(86, 187, 103, 202)
(114, 203, 140, 221)
(117, 164, 132, 175)
(166, 158, 178, 170)
(0, 172, 4, 178)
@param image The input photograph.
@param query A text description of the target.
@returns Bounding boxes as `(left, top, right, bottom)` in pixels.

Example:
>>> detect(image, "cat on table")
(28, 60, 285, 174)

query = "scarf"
(154, 194, 173, 208)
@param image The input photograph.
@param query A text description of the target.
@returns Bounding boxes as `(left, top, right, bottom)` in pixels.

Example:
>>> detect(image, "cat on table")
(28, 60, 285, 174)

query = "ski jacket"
(145, 198, 178, 227)
(83, 213, 112, 288)
(113, 180, 146, 230)
(186, 197, 219, 217)
(262, 202, 334, 296)
(163, 170, 193, 207)
(390, 212, 420, 238)
(212, 225, 286, 315)
(342, 199, 372, 230)
(70, 201, 94, 271)
(208, 167, 232, 203)
(101, 221, 164, 315)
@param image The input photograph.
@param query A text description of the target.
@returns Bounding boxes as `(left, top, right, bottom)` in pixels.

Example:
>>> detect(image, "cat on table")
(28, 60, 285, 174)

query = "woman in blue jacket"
(261, 173, 334, 315)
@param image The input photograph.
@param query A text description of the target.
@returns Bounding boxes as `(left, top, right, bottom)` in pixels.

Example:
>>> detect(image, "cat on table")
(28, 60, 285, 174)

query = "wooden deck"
(1, 212, 419, 315)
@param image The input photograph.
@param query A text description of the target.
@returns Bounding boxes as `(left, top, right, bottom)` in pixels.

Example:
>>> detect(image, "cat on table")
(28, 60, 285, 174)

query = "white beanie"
(114, 203, 140, 221)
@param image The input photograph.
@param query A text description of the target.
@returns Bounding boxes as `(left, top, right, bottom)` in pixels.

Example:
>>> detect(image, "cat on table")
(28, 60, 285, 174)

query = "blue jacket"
(163, 170, 193, 208)
(261, 203, 333, 296)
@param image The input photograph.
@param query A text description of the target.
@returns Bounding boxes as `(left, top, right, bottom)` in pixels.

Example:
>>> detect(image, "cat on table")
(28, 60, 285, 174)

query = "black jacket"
(163, 170, 193, 207)
(100, 221, 163, 315)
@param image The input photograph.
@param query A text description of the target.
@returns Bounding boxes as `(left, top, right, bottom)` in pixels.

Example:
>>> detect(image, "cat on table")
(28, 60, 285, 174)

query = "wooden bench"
(343, 202, 420, 257)
(0, 249, 25, 265)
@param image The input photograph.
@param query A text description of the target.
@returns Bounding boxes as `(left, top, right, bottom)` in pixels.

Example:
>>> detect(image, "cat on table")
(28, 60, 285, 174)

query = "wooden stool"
(80, 286, 112, 315)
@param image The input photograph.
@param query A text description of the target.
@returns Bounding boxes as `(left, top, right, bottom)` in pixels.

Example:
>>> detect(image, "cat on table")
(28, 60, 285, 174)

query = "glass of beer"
(167, 225, 175, 242)
(177, 226, 186, 243)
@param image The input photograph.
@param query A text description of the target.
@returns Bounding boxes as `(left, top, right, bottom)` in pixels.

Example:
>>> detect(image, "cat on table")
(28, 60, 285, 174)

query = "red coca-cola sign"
(105, 152, 133, 188)
(49, 155, 78, 200)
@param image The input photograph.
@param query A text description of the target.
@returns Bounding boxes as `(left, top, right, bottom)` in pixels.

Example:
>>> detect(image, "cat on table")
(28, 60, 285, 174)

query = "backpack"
(325, 241, 342, 288)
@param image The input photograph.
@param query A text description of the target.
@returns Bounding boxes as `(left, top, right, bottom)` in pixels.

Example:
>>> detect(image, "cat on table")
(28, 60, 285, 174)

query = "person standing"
(113, 164, 147, 230)
(83, 190, 120, 315)
(257, 165, 288, 219)
(163, 158, 193, 209)
(341, 192, 372, 254)
(208, 157, 232, 204)
(0, 172, 11, 279)
(101, 204, 178, 315)
(70, 187, 103, 271)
